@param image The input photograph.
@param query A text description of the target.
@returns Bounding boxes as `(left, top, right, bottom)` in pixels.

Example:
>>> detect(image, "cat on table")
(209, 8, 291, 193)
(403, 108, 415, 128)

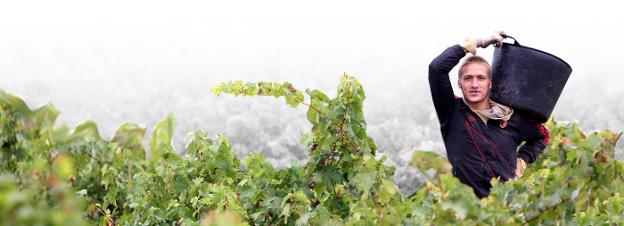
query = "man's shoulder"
(447, 97, 471, 120)
(455, 97, 469, 110)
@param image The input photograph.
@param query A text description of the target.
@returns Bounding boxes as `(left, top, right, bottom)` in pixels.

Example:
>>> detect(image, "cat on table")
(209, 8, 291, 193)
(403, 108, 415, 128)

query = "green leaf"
(150, 113, 176, 162)
(112, 122, 146, 159)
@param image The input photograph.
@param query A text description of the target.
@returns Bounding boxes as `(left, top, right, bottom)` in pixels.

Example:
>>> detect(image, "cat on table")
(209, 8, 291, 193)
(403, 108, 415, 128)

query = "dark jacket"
(428, 44, 550, 198)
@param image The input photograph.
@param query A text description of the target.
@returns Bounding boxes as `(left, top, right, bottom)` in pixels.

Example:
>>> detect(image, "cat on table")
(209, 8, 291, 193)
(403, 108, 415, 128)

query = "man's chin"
(465, 97, 487, 104)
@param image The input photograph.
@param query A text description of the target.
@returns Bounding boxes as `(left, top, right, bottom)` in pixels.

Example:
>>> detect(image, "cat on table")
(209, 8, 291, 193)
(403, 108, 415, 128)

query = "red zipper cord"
(464, 120, 496, 177)
(465, 121, 515, 173)
(537, 124, 551, 145)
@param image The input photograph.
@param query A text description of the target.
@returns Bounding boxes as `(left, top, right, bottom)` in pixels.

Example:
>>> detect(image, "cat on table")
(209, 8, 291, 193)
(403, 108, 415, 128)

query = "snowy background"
(2, 0, 623, 194)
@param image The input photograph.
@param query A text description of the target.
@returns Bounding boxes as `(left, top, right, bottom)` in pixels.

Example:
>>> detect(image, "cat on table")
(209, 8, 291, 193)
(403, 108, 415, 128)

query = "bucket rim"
(496, 44, 572, 71)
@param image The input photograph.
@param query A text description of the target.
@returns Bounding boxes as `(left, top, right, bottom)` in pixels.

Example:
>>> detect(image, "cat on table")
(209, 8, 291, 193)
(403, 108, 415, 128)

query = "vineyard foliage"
(1, 75, 623, 225)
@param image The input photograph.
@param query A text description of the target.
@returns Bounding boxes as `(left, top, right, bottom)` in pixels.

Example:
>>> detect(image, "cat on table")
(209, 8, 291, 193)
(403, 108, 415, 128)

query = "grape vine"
(1, 75, 622, 225)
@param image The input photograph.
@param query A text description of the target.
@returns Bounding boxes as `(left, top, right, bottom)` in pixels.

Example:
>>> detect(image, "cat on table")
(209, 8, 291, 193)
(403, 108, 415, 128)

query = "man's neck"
(465, 99, 491, 111)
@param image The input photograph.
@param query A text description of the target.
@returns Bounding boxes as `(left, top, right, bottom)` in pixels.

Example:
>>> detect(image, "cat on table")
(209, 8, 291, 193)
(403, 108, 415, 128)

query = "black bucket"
(490, 35, 572, 123)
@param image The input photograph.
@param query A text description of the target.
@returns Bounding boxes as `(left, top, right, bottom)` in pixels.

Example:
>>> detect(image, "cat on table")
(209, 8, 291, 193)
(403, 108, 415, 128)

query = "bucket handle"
(500, 34, 520, 46)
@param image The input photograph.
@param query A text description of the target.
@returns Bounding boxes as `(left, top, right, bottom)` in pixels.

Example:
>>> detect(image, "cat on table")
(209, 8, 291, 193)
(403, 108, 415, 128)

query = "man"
(428, 32, 550, 198)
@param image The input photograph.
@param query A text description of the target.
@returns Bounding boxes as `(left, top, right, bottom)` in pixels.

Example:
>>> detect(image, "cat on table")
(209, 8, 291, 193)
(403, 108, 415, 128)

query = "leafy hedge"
(1, 75, 622, 225)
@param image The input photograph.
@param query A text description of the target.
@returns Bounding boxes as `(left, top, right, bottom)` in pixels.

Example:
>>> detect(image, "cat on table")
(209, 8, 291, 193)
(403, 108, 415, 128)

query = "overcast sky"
(2, 1, 622, 82)
(1, 0, 623, 147)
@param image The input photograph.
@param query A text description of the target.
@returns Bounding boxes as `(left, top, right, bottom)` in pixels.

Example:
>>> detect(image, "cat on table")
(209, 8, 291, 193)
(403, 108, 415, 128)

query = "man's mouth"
(469, 90, 480, 95)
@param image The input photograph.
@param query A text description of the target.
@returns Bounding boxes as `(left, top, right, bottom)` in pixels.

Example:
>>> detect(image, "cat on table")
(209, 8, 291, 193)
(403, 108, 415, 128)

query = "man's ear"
(458, 80, 462, 89)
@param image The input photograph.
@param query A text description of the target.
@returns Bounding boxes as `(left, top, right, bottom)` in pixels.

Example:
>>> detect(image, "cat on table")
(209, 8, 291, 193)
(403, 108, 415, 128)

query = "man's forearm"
(517, 141, 546, 164)
(428, 45, 466, 75)
(518, 124, 550, 164)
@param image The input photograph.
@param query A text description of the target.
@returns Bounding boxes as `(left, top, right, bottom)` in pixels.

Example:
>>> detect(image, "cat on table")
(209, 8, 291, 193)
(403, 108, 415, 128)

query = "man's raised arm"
(428, 44, 466, 127)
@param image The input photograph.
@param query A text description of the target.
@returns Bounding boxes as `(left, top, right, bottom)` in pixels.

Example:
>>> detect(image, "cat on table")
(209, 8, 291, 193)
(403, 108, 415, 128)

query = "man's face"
(458, 63, 491, 106)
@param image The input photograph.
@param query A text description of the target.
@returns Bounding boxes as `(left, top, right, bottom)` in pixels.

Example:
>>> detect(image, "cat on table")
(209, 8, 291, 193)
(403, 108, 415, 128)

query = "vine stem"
(415, 166, 441, 188)
(84, 150, 102, 164)
(299, 101, 322, 114)
(284, 84, 323, 115)
(337, 109, 361, 155)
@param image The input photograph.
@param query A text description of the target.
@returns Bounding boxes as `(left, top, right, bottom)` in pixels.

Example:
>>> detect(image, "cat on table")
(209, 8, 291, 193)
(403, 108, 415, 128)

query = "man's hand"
(514, 158, 527, 178)
(459, 31, 505, 55)
(476, 31, 505, 48)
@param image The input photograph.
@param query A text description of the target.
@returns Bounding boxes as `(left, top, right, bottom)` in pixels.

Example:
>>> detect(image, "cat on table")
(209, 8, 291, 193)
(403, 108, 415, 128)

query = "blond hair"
(458, 55, 491, 79)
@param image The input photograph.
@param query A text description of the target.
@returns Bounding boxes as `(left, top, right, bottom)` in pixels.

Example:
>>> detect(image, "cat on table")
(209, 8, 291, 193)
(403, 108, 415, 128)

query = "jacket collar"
(459, 98, 514, 124)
